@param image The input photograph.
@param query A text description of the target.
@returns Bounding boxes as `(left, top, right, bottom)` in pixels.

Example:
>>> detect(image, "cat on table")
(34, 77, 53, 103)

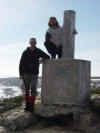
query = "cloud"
(0, 42, 26, 54)
(75, 31, 100, 76)
(75, 49, 100, 76)
(0, 0, 40, 25)
(75, 31, 100, 60)
(0, 43, 100, 77)
(0, 41, 43, 77)
(75, 49, 100, 61)
(75, 31, 100, 51)
(0, 30, 100, 77)
(0, 42, 25, 77)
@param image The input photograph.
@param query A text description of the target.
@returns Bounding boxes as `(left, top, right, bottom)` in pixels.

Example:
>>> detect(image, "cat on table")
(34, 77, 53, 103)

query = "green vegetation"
(0, 87, 100, 114)
(2, 95, 24, 104)
(0, 95, 24, 114)
(91, 88, 100, 94)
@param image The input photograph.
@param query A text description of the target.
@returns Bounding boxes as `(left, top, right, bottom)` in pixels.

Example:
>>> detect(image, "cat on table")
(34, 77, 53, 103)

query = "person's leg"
(44, 41, 56, 58)
(57, 45, 62, 58)
(30, 74, 38, 112)
(23, 74, 31, 111)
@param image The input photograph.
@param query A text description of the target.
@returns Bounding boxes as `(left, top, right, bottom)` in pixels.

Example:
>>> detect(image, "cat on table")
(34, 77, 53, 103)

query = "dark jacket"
(19, 47, 50, 76)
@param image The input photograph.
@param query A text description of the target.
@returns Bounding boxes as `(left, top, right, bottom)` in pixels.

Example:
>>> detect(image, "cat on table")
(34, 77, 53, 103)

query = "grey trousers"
(23, 74, 38, 97)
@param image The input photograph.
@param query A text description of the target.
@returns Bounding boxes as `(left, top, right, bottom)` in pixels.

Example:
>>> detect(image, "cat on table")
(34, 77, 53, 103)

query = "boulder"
(0, 127, 6, 133)
(90, 94, 100, 111)
(0, 108, 38, 131)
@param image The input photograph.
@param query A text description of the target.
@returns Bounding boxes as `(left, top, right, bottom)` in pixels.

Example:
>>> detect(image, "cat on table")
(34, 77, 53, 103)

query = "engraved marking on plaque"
(55, 66, 73, 77)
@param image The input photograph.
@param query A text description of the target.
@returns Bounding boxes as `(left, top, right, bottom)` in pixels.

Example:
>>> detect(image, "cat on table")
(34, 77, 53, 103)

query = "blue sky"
(0, 0, 100, 77)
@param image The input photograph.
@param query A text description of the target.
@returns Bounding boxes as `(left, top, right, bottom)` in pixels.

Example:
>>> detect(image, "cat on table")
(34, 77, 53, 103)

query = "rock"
(0, 127, 6, 133)
(79, 113, 93, 129)
(90, 94, 100, 111)
(73, 112, 100, 133)
(1, 108, 38, 131)
(35, 102, 89, 117)
(84, 126, 100, 133)
(0, 96, 24, 114)
(0, 102, 18, 114)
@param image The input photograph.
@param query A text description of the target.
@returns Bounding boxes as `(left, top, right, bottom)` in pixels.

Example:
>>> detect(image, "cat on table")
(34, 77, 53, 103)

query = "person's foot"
(58, 54, 62, 58)
(24, 101, 31, 111)
(24, 107, 29, 111)
(28, 103, 34, 113)
(51, 54, 56, 58)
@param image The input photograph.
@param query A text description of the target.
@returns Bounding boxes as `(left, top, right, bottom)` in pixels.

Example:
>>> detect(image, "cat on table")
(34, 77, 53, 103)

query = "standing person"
(44, 17, 77, 58)
(19, 38, 50, 112)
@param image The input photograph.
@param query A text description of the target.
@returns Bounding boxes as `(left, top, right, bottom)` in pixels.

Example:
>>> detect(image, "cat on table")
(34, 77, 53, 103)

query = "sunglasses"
(30, 41, 36, 44)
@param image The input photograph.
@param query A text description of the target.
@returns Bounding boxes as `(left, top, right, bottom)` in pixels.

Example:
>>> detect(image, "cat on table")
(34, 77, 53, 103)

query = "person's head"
(29, 38, 37, 49)
(48, 17, 59, 27)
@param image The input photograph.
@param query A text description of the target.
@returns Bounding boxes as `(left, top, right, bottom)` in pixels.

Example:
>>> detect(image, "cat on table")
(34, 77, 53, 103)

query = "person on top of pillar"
(19, 38, 50, 112)
(44, 17, 77, 59)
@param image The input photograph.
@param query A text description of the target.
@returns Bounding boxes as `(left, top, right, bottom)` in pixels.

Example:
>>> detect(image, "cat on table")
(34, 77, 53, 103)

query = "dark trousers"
(23, 74, 38, 98)
(44, 41, 62, 58)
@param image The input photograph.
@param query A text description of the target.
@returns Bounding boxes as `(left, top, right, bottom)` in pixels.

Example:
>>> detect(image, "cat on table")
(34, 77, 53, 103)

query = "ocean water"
(0, 77, 41, 99)
(0, 84, 41, 99)
(0, 77, 99, 99)
(0, 84, 22, 99)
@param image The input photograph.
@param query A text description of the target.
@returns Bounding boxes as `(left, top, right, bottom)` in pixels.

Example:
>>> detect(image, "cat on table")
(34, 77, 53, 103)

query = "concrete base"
(41, 59, 91, 105)
(35, 103, 89, 117)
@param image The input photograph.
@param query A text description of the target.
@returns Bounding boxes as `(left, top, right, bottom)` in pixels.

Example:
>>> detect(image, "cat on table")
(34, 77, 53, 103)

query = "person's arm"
(45, 32, 59, 47)
(19, 51, 25, 78)
(39, 49, 50, 60)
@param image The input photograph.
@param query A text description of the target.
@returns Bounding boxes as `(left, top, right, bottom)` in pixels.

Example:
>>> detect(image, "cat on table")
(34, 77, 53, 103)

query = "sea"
(0, 77, 41, 99)
(0, 77, 100, 99)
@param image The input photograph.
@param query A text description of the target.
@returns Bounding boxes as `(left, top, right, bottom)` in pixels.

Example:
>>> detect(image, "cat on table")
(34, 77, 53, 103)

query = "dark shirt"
(19, 47, 50, 76)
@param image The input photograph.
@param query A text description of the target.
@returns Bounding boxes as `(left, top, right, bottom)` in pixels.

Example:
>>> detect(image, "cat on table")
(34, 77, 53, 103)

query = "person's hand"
(19, 75, 23, 79)
(55, 42, 59, 48)
(73, 29, 78, 35)
(39, 58, 45, 64)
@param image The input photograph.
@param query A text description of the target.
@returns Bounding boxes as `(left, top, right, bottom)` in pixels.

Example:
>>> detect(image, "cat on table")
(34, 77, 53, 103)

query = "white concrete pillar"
(62, 10, 76, 58)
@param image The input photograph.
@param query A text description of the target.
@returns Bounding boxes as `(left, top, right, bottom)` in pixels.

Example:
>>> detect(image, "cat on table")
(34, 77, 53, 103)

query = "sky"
(0, 0, 100, 77)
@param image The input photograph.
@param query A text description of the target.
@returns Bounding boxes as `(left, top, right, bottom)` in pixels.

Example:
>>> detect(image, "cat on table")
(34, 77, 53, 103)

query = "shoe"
(24, 101, 31, 111)
(28, 103, 34, 112)
(51, 54, 56, 59)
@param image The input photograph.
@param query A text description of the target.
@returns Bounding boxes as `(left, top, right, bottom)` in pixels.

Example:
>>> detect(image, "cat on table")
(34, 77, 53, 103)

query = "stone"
(73, 111, 100, 133)
(35, 102, 89, 117)
(1, 109, 38, 131)
(90, 94, 100, 111)
(41, 59, 91, 105)
(0, 127, 6, 133)
(79, 113, 93, 128)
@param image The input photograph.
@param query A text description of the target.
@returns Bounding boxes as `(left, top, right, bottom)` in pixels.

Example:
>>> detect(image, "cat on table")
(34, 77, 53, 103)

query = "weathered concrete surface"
(73, 112, 100, 133)
(35, 102, 100, 133)
(0, 96, 100, 133)
(62, 10, 75, 58)
(41, 59, 91, 105)
(35, 103, 89, 117)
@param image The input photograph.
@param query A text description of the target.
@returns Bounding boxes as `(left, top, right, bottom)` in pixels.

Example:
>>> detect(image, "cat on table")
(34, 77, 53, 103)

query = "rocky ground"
(0, 94, 100, 133)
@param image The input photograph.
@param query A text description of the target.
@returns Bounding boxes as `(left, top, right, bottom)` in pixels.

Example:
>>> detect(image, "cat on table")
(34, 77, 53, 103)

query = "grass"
(2, 95, 24, 104)
(0, 87, 100, 114)
(91, 88, 100, 94)
(0, 95, 24, 114)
